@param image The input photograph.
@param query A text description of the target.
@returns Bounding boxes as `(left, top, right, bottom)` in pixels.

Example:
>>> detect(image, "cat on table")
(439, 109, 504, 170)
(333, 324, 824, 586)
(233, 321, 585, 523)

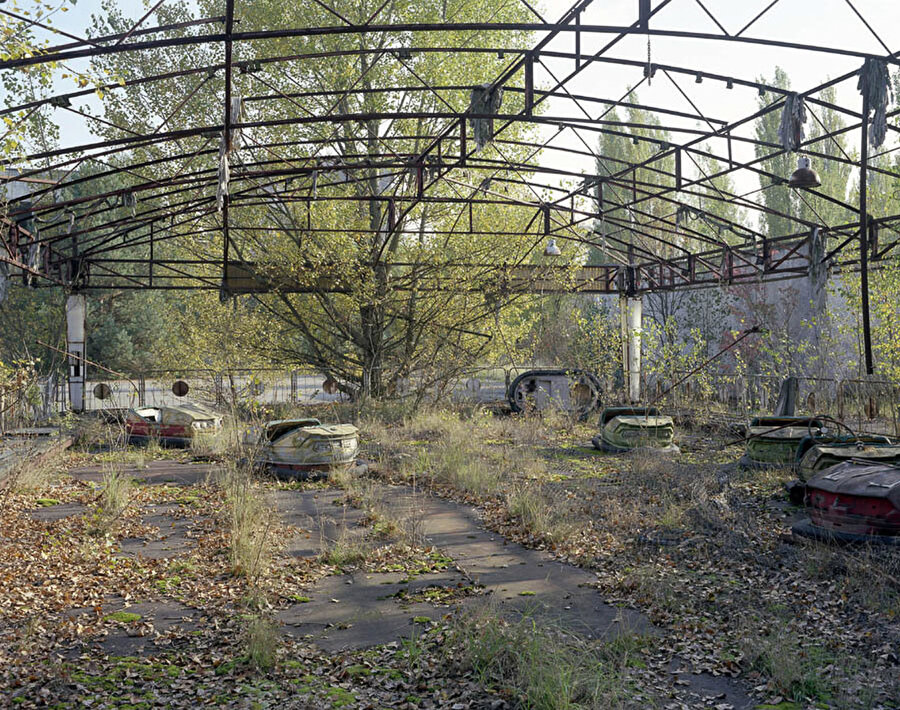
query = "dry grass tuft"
(245, 615, 279, 670)
(220, 463, 274, 594)
(2, 452, 61, 495)
(320, 525, 370, 570)
(72, 415, 127, 451)
(430, 425, 500, 497)
(506, 483, 576, 545)
(449, 603, 642, 709)
(739, 614, 836, 704)
(331, 463, 428, 547)
(801, 542, 900, 617)
(94, 462, 132, 531)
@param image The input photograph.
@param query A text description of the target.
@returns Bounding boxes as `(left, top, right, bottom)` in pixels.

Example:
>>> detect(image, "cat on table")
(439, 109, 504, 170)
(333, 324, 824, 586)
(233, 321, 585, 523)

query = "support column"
(620, 294, 642, 403)
(859, 83, 874, 376)
(66, 293, 86, 413)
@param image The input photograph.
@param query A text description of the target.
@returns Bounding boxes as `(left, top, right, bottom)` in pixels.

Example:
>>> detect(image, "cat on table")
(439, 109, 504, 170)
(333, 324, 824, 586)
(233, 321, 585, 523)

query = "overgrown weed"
(220, 462, 274, 601)
(3, 453, 60, 495)
(94, 461, 132, 532)
(320, 523, 369, 570)
(616, 564, 679, 616)
(449, 604, 640, 709)
(739, 614, 835, 704)
(430, 424, 499, 497)
(802, 542, 900, 617)
(72, 414, 127, 452)
(506, 483, 576, 545)
(244, 615, 279, 670)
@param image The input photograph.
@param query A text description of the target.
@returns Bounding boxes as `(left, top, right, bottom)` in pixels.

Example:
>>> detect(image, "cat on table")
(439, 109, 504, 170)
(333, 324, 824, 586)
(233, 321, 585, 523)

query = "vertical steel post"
(638, 0, 651, 31)
(221, 0, 235, 277)
(675, 148, 682, 191)
(459, 119, 466, 165)
(66, 293, 86, 413)
(860, 80, 874, 376)
(149, 221, 154, 287)
(619, 291, 642, 403)
(575, 11, 581, 70)
(524, 54, 534, 115)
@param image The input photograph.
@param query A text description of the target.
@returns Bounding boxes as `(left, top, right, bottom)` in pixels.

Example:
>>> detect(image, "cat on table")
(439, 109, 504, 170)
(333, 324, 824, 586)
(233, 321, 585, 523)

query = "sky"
(6, 0, 900, 218)
(534, 0, 900, 196)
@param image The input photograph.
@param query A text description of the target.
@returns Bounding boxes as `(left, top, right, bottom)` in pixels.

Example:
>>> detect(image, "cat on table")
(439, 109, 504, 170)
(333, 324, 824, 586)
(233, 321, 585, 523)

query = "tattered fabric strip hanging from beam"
(778, 92, 806, 152)
(468, 83, 503, 151)
(216, 95, 243, 212)
(858, 58, 892, 148)
(0, 259, 8, 305)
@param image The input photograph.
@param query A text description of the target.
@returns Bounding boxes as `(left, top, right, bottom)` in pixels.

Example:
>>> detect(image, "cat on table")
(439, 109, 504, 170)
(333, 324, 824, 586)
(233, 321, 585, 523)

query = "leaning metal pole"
(859, 76, 874, 376)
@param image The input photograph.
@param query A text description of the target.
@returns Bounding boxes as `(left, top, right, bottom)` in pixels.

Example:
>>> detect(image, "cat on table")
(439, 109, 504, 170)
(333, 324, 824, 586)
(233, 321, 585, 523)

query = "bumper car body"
(743, 416, 824, 466)
(126, 403, 222, 447)
(792, 461, 900, 544)
(592, 406, 676, 453)
(249, 418, 359, 479)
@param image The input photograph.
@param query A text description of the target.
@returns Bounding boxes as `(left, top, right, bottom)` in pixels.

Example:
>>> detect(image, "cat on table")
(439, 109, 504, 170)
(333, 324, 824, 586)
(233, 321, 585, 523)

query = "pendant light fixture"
(788, 156, 821, 189)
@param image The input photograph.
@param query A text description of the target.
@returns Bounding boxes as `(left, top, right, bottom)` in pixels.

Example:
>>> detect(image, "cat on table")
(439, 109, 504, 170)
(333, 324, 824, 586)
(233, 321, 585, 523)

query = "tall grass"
(219, 462, 274, 606)
(2, 451, 59, 495)
(330, 463, 427, 547)
(245, 615, 279, 670)
(740, 614, 835, 704)
(506, 483, 576, 545)
(450, 605, 638, 710)
(94, 462, 132, 532)
(320, 524, 369, 570)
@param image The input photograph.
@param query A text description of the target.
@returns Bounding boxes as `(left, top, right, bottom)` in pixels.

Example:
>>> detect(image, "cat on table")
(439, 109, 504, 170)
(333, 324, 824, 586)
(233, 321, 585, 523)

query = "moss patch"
(104, 611, 142, 623)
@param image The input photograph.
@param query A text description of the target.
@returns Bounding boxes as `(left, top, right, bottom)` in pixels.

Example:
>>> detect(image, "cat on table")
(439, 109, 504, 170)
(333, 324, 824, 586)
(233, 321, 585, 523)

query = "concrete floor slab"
(28, 502, 88, 521)
(68, 460, 217, 486)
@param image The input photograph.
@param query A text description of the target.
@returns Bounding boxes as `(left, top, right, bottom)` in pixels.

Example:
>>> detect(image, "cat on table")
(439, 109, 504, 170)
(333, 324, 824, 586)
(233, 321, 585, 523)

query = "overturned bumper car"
(792, 460, 900, 545)
(741, 416, 825, 467)
(246, 418, 359, 479)
(125, 403, 222, 447)
(592, 406, 677, 453)
(508, 369, 602, 419)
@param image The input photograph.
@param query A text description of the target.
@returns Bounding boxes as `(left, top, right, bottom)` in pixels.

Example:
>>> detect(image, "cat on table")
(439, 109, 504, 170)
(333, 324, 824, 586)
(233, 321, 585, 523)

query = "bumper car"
(796, 434, 900, 479)
(787, 424, 900, 503)
(741, 416, 825, 467)
(508, 369, 602, 420)
(792, 460, 900, 545)
(125, 403, 222, 447)
(592, 406, 677, 453)
(246, 418, 359, 479)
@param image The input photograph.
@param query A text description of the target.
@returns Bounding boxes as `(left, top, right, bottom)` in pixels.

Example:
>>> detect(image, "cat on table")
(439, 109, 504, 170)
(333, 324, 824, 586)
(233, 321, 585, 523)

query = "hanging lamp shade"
(788, 156, 821, 189)
(544, 238, 561, 256)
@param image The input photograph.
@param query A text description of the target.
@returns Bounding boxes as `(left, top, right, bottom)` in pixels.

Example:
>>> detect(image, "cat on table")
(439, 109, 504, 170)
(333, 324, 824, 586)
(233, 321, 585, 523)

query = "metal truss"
(1, 0, 899, 372)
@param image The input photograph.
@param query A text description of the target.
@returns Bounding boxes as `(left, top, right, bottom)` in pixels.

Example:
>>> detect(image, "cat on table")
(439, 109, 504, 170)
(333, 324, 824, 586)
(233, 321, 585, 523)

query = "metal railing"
(5, 362, 899, 440)
(644, 371, 900, 436)
(81, 368, 350, 411)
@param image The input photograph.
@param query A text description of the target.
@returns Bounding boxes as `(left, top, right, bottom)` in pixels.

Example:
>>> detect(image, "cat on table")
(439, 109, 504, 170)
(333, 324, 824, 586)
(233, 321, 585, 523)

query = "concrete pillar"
(620, 295, 642, 403)
(66, 293, 86, 413)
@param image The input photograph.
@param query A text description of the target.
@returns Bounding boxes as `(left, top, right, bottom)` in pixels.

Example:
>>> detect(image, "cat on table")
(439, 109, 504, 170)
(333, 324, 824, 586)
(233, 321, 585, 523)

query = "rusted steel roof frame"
(0, 0, 898, 297)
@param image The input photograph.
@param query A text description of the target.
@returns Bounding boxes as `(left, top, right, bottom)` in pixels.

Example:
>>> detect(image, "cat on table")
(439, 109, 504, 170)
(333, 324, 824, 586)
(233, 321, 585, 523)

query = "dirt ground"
(0, 408, 898, 709)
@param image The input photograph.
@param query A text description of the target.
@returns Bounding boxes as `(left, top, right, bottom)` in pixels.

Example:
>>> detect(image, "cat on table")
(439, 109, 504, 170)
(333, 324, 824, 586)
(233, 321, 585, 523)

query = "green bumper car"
(796, 435, 900, 480)
(742, 416, 825, 467)
(592, 406, 677, 453)
(787, 433, 900, 504)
